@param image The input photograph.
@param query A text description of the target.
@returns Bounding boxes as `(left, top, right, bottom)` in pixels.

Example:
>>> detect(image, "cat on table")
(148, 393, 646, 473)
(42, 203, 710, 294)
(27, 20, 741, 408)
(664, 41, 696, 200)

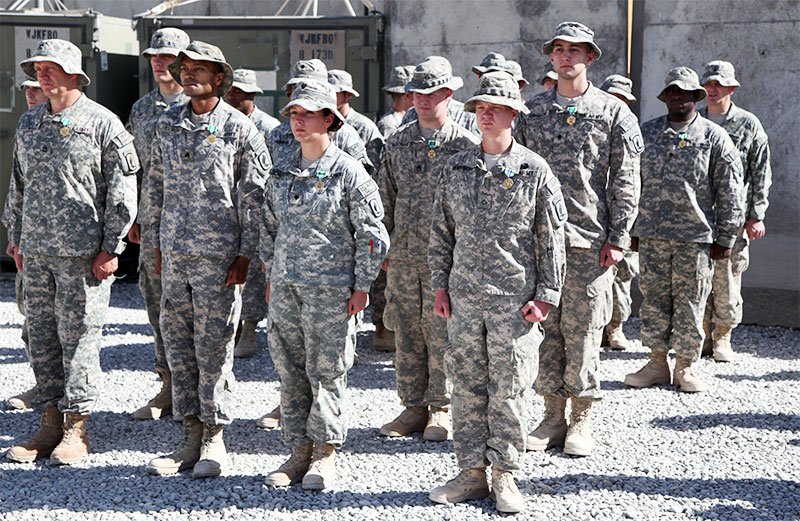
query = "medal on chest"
(502, 167, 515, 189)
(427, 139, 438, 159)
(59, 117, 71, 136)
(315, 171, 328, 191)
(207, 125, 218, 144)
(566, 106, 577, 126)
(678, 132, 687, 148)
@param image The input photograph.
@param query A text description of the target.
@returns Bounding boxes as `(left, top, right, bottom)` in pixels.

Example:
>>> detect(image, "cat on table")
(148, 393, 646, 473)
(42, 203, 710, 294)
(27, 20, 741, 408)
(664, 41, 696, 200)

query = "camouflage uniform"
(377, 110, 404, 139)
(378, 65, 415, 139)
(267, 120, 373, 174)
(328, 69, 385, 171)
(402, 99, 480, 136)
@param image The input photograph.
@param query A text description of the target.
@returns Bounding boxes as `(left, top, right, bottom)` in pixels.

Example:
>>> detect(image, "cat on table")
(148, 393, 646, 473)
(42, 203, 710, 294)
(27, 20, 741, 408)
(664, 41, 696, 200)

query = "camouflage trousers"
(267, 284, 355, 448)
(384, 262, 449, 408)
(138, 225, 167, 377)
(369, 269, 387, 324)
(639, 238, 712, 362)
(24, 254, 112, 414)
(446, 292, 542, 471)
(240, 258, 267, 323)
(15, 271, 30, 356)
(537, 247, 612, 401)
(705, 232, 749, 328)
(161, 254, 239, 425)
(611, 251, 639, 323)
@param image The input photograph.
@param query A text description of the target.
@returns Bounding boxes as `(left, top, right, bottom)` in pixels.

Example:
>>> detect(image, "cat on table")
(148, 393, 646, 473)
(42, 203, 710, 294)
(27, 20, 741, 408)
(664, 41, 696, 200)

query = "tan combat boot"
(234, 320, 259, 358)
(265, 443, 313, 486)
(6, 405, 63, 463)
(302, 443, 336, 490)
(50, 413, 89, 465)
(133, 370, 172, 420)
(429, 468, 490, 504)
(380, 406, 428, 437)
(713, 325, 735, 362)
(563, 397, 593, 457)
(256, 405, 281, 429)
(674, 356, 706, 392)
(527, 395, 567, 451)
(7, 386, 37, 410)
(701, 320, 713, 357)
(423, 407, 450, 441)
(373, 323, 396, 352)
(193, 423, 227, 478)
(623, 351, 672, 388)
(491, 467, 524, 513)
(146, 415, 203, 475)
(607, 320, 631, 351)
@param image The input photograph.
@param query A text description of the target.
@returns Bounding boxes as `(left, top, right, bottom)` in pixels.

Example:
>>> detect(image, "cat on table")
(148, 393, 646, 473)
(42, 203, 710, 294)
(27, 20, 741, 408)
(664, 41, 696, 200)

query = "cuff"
(534, 286, 561, 306)
(606, 230, 631, 250)
(748, 209, 766, 222)
(430, 272, 449, 292)
(715, 233, 737, 249)
(103, 237, 127, 256)
(354, 277, 372, 294)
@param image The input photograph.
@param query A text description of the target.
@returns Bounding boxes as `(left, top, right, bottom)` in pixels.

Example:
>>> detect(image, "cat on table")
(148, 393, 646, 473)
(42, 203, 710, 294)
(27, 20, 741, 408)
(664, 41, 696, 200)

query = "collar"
(174, 98, 231, 133)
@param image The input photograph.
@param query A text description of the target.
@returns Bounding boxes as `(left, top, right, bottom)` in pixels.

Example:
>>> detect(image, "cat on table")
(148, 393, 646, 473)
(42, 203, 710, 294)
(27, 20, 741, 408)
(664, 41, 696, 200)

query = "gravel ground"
(0, 278, 798, 521)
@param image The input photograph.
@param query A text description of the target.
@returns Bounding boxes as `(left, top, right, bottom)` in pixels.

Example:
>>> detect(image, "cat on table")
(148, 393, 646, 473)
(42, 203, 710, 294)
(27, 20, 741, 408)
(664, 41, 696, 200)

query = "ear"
(444, 88, 453, 99)
(325, 112, 335, 127)
(586, 51, 596, 67)
(215, 72, 224, 88)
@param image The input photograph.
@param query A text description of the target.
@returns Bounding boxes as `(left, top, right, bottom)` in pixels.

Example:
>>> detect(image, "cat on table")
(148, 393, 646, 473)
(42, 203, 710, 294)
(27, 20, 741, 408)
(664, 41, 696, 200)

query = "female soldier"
(261, 79, 389, 490)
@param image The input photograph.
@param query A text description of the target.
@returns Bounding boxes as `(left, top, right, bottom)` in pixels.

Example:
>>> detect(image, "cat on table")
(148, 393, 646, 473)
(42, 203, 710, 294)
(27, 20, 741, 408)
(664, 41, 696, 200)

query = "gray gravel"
(0, 279, 798, 520)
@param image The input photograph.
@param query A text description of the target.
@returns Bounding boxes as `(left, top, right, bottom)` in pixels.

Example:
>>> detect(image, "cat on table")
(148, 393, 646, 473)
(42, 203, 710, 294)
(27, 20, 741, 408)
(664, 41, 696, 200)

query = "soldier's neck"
(418, 114, 447, 130)
(300, 136, 331, 162)
(707, 98, 732, 115)
(481, 130, 513, 155)
(158, 80, 183, 97)
(190, 96, 220, 115)
(48, 89, 82, 114)
(339, 103, 351, 118)
(556, 76, 590, 99)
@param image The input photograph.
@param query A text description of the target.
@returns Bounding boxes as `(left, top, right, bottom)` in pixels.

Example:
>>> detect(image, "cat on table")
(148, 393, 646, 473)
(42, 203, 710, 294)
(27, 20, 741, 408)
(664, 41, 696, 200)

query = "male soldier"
(599, 74, 639, 351)
(472, 53, 529, 94)
(226, 68, 280, 359)
(515, 22, 642, 457)
(328, 69, 384, 171)
(145, 41, 270, 478)
(378, 56, 480, 441)
(700, 61, 771, 362)
(625, 67, 744, 392)
(377, 65, 414, 139)
(4, 77, 48, 411)
(5, 39, 138, 465)
(503, 60, 529, 93)
(538, 65, 558, 92)
(127, 27, 190, 421)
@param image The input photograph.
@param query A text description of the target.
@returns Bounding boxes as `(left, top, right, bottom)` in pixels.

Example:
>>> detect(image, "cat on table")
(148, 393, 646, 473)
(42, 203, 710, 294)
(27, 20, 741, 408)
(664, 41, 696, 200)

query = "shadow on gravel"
(108, 280, 146, 310)
(339, 427, 455, 455)
(651, 413, 800, 432)
(599, 350, 649, 361)
(100, 341, 161, 373)
(599, 380, 629, 391)
(0, 346, 28, 364)
(716, 370, 800, 383)
(103, 322, 155, 337)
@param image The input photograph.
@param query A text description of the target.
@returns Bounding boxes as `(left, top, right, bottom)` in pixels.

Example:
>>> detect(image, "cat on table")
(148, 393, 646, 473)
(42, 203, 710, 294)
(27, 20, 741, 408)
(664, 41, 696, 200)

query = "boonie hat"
(472, 52, 506, 75)
(538, 65, 558, 85)
(657, 66, 706, 102)
(382, 65, 414, 94)
(500, 60, 528, 86)
(280, 79, 345, 126)
(327, 69, 360, 97)
(18, 76, 40, 89)
(600, 74, 636, 102)
(406, 56, 463, 94)
(142, 27, 189, 58)
(464, 71, 529, 114)
(542, 21, 602, 59)
(231, 68, 263, 93)
(168, 41, 234, 96)
(700, 60, 740, 87)
(282, 59, 328, 91)
(20, 39, 91, 87)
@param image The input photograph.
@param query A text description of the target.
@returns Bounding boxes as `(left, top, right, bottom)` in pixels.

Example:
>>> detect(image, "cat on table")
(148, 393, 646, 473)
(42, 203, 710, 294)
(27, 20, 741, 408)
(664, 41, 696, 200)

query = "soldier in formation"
(377, 65, 414, 139)
(328, 69, 385, 171)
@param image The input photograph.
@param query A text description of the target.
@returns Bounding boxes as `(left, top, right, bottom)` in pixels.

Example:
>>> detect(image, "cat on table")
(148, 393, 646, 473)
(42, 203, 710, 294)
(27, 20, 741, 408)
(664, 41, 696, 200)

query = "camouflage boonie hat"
(142, 27, 189, 58)
(18, 76, 40, 89)
(538, 64, 558, 85)
(542, 21, 602, 59)
(499, 60, 528, 86)
(657, 66, 706, 102)
(406, 56, 463, 94)
(472, 52, 506, 75)
(382, 65, 414, 94)
(464, 71, 529, 114)
(231, 68, 263, 94)
(280, 79, 345, 125)
(20, 39, 90, 87)
(700, 60, 740, 87)
(168, 41, 234, 96)
(328, 69, 360, 97)
(282, 59, 328, 91)
(601, 74, 636, 102)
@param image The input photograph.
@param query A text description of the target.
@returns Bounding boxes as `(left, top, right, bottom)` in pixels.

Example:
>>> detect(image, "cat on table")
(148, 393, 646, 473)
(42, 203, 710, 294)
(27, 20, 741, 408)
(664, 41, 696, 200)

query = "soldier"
(328, 69, 384, 171)
(471, 52, 507, 77)
(126, 27, 190, 421)
(226, 68, 280, 359)
(503, 60, 530, 93)
(428, 72, 566, 513)
(145, 41, 270, 478)
(538, 66, 558, 92)
(624, 67, 744, 392)
(262, 79, 388, 490)
(4, 39, 138, 465)
(4, 77, 47, 411)
(378, 56, 480, 442)
(377, 65, 414, 139)
(599, 74, 640, 351)
(514, 22, 642, 457)
(699, 61, 771, 362)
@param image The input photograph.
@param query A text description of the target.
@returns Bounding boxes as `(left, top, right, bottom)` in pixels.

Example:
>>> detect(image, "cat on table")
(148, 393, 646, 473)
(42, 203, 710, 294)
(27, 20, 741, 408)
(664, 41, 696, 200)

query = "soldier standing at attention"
(226, 68, 280, 359)
(699, 61, 771, 362)
(328, 69, 385, 172)
(145, 42, 270, 478)
(624, 67, 744, 392)
(378, 57, 480, 442)
(538, 65, 558, 92)
(514, 22, 642, 457)
(377, 65, 414, 139)
(428, 72, 566, 513)
(5, 39, 138, 465)
(126, 27, 190, 421)
(261, 80, 388, 490)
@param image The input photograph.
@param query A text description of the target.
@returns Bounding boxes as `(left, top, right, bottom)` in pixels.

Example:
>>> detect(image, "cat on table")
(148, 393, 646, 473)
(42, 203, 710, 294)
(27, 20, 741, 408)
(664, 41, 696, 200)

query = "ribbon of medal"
(502, 167, 516, 189)
(59, 117, 72, 136)
(315, 171, 328, 190)
(566, 106, 577, 125)
(207, 125, 218, 144)
(427, 139, 438, 159)
(678, 132, 688, 148)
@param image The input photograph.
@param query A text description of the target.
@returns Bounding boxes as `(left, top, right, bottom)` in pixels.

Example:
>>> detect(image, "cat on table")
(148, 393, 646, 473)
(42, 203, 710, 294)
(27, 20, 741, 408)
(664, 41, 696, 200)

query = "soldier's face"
(474, 101, 517, 136)
(542, 78, 557, 91)
(225, 86, 255, 113)
(391, 92, 413, 112)
(335, 91, 352, 110)
(610, 92, 631, 106)
(150, 53, 177, 85)
(289, 106, 334, 142)
(24, 86, 47, 109)
(412, 88, 452, 123)
(179, 57, 223, 99)
(33, 61, 78, 96)
(664, 86, 696, 120)
(703, 80, 736, 106)
(550, 41, 594, 80)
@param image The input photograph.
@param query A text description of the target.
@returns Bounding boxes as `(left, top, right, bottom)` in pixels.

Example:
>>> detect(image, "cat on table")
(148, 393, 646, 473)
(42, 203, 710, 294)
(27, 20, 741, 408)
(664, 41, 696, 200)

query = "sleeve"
(259, 175, 278, 280)
(533, 169, 567, 305)
(4, 136, 24, 248)
(606, 109, 643, 249)
(746, 123, 772, 221)
(101, 125, 139, 255)
(343, 135, 374, 176)
(428, 167, 456, 292)
(711, 133, 746, 248)
(125, 107, 145, 224)
(365, 128, 385, 178)
(146, 123, 165, 249)
(236, 125, 271, 259)
(349, 167, 390, 293)
(512, 113, 528, 148)
(377, 145, 397, 237)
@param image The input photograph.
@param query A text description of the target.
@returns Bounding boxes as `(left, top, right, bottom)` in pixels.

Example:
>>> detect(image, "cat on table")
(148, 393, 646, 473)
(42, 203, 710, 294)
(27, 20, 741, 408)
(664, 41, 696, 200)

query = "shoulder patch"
(356, 180, 378, 200)
(618, 113, 645, 156)
(545, 175, 561, 196)
(111, 131, 140, 175)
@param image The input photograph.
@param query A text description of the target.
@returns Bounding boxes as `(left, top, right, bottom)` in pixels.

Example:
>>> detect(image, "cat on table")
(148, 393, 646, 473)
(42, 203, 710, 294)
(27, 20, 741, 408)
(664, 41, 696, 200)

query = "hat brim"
(464, 94, 529, 115)
(542, 36, 602, 59)
(231, 81, 263, 94)
(657, 80, 707, 102)
(18, 79, 40, 90)
(406, 76, 463, 94)
(382, 85, 407, 94)
(333, 86, 360, 97)
(700, 74, 740, 88)
(20, 56, 91, 87)
(606, 86, 636, 102)
(485, 66, 529, 86)
(279, 98, 346, 125)
(168, 50, 233, 96)
(142, 47, 183, 58)
(472, 65, 491, 75)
